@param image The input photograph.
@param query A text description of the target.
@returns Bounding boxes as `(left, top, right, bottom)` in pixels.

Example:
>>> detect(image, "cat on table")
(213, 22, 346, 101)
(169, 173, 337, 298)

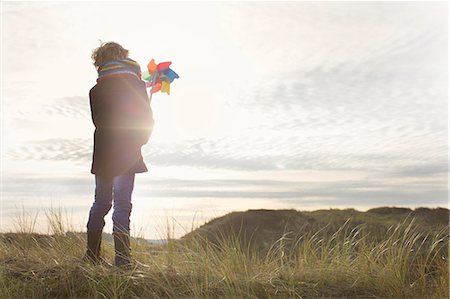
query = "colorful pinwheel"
(142, 59, 179, 98)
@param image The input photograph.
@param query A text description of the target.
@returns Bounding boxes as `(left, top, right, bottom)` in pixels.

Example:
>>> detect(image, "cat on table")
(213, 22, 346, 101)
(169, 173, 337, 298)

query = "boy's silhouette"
(83, 42, 154, 269)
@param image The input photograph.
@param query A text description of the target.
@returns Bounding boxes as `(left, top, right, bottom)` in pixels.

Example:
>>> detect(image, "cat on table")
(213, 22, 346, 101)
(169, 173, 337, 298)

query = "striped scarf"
(97, 58, 142, 82)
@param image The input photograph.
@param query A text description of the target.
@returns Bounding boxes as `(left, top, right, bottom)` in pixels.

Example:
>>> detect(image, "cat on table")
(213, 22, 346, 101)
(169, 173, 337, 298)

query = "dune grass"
(0, 208, 448, 298)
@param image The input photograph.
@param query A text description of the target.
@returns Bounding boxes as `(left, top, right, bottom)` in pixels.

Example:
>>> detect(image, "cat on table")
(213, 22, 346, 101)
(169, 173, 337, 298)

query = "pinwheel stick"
(148, 71, 159, 103)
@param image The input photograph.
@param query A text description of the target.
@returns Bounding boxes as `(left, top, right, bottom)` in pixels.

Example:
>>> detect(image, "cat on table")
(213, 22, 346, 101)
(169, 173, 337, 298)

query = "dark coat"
(89, 74, 154, 177)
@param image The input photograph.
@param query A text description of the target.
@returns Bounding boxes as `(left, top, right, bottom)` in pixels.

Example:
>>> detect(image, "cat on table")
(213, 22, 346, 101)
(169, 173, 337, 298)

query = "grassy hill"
(181, 207, 449, 254)
(0, 207, 448, 298)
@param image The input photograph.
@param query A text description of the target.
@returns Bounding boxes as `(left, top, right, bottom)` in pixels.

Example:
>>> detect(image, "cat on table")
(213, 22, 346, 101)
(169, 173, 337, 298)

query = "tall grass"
(0, 208, 448, 298)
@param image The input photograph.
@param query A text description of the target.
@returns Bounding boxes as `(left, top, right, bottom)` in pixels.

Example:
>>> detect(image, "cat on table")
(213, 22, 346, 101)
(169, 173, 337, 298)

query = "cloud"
(6, 138, 92, 164)
(2, 2, 65, 13)
(5, 135, 447, 182)
(387, 163, 448, 178)
(7, 95, 90, 120)
(3, 174, 446, 210)
(43, 96, 91, 119)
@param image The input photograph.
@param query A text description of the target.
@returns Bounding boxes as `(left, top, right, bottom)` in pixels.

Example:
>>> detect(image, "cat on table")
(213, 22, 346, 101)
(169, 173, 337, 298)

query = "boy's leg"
(87, 175, 114, 231)
(84, 175, 114, 264)
(111, 173, 135, 268)
(111, 173, 135, 234)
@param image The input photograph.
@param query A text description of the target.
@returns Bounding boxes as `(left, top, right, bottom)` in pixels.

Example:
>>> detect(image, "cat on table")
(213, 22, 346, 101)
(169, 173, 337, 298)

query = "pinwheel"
(142, 59, 179, 99)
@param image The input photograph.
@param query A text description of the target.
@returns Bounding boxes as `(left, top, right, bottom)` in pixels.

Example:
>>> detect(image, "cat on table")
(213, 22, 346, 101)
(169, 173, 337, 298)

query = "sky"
(1, 1, 448, 239)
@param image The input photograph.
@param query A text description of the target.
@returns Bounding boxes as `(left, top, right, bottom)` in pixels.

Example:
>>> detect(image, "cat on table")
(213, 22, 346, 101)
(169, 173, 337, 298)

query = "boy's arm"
(135, 82, 154, 145)
(89, 88, 101, 128)
(89, 88, 109, 130)
(130, 81, 154, 146)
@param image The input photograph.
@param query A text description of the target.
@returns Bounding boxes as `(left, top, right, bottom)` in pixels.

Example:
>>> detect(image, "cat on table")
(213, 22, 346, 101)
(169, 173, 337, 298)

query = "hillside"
(181, 207, 449, 254)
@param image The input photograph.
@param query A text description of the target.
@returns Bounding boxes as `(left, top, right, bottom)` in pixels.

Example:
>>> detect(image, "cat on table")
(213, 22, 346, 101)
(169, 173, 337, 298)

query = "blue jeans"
(87, 174, 135, 233)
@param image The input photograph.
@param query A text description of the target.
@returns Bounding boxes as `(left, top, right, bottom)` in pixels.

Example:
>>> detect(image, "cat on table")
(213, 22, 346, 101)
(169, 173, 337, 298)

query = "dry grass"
(0, 208, 448, 298)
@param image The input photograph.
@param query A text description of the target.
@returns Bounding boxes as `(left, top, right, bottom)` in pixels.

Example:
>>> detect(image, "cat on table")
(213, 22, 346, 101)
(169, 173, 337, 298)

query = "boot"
(113, 231, 133, 270)
(82, 229, 108, 265)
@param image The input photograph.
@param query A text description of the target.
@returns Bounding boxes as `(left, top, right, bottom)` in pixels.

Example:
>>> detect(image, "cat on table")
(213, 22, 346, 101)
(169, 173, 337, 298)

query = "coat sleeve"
(89, 87, 103, 129)
(135, 82, 154, 145)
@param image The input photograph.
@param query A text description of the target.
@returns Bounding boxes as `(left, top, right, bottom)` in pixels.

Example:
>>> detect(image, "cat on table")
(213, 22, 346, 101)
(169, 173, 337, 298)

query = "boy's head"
(91, 41, 129, 71)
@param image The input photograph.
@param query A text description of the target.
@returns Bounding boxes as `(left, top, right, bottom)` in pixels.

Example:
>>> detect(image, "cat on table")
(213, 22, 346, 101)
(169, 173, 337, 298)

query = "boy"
(83, 42, 154, 269)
